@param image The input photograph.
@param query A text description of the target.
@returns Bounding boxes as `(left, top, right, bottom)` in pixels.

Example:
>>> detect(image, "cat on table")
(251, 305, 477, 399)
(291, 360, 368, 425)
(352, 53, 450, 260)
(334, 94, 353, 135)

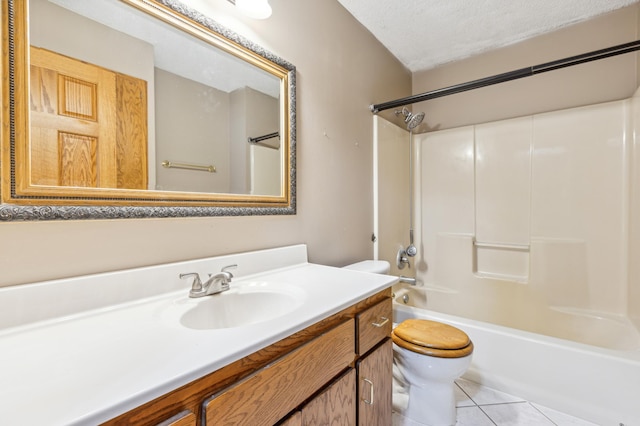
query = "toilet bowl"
(342, 261, 472, 426)
(392, 319, 473, 426)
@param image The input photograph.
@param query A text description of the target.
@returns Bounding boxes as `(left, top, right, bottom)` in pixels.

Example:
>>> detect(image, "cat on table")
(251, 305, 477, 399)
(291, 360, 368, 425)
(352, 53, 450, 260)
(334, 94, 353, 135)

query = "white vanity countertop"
(0, 245, 397, 425)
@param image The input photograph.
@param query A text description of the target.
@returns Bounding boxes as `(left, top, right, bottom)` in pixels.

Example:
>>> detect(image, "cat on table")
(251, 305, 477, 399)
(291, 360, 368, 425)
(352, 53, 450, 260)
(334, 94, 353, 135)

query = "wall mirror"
(0, 0, 296, 220)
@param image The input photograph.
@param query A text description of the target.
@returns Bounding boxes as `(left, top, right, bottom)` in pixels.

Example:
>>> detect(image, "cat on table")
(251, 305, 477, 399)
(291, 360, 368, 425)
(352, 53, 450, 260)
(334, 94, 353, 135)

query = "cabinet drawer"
(203, 319, 355, 425)
(357, 298, 392, 355)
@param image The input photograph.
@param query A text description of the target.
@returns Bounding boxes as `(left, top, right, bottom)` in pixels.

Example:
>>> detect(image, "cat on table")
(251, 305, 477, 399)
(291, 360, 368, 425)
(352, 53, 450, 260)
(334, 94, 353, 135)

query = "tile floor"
(392, 378, 599, 426)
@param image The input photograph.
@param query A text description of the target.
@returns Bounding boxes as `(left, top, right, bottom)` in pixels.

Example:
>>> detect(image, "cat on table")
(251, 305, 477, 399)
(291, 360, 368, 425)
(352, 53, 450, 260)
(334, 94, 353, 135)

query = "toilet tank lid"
(343, 260, 390, 274)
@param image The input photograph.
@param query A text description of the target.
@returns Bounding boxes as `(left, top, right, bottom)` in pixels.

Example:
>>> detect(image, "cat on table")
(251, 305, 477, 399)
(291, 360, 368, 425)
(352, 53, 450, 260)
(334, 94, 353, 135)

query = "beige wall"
(412, 5, 640, 131)
(0, 0, 410, 287)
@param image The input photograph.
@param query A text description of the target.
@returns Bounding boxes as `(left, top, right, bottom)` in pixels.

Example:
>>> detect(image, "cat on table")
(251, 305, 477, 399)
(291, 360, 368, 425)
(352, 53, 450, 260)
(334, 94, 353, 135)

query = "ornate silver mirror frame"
(0, 0, 296, 220)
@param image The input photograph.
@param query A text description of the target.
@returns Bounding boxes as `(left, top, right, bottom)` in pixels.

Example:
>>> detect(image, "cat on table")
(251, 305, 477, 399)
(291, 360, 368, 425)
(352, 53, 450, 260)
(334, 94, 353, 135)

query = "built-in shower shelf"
(474, 271, 529, 284)
(473, 241, 530, 252)
(472, 238, 530, 284)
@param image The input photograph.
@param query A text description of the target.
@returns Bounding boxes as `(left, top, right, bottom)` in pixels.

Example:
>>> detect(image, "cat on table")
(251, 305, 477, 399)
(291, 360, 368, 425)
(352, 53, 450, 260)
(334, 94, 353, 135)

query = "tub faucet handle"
(396, 247, 411, 269)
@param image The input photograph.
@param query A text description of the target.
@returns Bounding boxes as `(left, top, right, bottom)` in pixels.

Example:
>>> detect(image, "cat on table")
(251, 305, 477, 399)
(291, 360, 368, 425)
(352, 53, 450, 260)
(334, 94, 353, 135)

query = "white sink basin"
(160, 281, 306, 330)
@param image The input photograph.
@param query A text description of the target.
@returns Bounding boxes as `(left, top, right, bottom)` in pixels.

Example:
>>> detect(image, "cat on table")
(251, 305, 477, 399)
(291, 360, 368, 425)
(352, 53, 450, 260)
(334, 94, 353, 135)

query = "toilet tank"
(343, 260, 390, 274)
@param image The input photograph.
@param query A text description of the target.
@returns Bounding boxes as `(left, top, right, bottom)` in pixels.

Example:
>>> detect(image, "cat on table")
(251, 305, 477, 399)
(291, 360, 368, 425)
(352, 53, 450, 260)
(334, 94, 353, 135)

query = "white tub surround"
(0, 245, 397, 425)
(376, 95, 640, 348)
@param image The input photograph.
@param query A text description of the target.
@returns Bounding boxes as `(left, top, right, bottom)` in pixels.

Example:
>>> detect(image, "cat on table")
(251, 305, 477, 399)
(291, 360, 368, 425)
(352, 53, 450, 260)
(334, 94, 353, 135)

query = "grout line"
(529, 402, 559, 426)
(477, 405, 499, 426)
(475, 401, 529, 407)
(454, 380, 588, 425)
(455, 381, 477, 406)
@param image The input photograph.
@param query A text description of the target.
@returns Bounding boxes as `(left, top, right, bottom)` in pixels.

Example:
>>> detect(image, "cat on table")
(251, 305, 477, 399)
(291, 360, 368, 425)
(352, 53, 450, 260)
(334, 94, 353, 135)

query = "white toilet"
(343, 259, 392, 274)
(392, 319, 473, 426)
(343, 260, 473, 426)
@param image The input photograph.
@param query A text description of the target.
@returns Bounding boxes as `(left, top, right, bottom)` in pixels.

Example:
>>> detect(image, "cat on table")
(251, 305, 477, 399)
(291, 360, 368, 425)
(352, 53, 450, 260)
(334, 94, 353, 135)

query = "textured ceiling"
(337, 0, 640, 72)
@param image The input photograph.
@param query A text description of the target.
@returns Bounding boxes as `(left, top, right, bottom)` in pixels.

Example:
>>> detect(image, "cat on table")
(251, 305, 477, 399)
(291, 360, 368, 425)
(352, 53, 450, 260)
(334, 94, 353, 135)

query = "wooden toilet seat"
(392, 319, 474, 358)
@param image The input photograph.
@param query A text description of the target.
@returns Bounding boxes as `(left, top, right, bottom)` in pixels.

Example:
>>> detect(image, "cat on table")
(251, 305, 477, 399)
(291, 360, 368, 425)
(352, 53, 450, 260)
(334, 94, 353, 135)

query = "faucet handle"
(221, 264, 238, 278)
(179, 272, 203, 292)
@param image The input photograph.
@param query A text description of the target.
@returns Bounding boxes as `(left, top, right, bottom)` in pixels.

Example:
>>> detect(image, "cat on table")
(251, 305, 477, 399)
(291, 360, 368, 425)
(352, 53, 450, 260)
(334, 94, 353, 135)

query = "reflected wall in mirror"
(0, 0, 296, 220)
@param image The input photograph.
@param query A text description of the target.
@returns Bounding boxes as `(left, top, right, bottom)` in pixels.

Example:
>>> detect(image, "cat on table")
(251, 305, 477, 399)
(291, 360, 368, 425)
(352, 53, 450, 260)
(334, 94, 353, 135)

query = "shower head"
(407, 111, 425, 130)
(395, 107, 425, 130)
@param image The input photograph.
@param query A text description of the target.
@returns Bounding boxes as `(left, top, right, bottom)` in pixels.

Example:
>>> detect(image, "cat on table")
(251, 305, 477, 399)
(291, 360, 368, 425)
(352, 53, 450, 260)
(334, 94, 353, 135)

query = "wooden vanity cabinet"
(102, 288, 392, 426)
(281, 297, 393, 426)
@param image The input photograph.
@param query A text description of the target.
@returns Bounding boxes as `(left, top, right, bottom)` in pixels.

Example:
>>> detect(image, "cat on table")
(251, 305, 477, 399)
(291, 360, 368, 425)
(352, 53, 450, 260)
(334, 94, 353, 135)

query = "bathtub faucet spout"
(399, 276, 417, 285)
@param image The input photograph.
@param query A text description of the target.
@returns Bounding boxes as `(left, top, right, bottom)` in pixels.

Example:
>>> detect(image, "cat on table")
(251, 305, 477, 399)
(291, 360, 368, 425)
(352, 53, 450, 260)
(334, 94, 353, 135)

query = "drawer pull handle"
(372, 317, 389, 328)
(362, 378, 374, 404)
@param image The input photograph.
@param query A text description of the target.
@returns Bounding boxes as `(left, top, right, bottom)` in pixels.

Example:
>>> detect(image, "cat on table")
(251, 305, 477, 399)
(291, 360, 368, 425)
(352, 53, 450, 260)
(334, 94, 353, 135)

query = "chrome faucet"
(180, 264, 238, 298)
(202, 264, 237, 296)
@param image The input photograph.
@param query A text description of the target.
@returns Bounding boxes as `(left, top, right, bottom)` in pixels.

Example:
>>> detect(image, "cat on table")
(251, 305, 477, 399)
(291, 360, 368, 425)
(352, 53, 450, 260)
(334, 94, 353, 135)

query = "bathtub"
(393, 288, 640, 426)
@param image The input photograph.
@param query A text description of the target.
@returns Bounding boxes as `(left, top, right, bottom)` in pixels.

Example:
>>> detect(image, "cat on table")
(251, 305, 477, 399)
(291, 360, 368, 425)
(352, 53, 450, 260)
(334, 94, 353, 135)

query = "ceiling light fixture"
(227, 0, 272, 19)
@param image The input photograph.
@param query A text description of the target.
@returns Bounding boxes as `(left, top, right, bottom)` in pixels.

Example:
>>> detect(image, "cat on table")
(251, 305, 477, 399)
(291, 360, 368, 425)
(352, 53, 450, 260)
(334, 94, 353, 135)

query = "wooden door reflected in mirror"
(30, 46, 148, 190)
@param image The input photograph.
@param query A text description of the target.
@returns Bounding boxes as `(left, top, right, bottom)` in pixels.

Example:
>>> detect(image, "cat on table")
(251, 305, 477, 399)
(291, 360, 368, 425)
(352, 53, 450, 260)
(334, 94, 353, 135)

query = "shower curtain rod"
(370, 39, 640, 114)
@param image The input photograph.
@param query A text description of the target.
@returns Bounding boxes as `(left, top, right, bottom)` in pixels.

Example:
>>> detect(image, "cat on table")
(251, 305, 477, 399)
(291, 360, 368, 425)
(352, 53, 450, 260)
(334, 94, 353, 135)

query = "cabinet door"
(357, 339, 392, 426)
(301, 369, 356, 425)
